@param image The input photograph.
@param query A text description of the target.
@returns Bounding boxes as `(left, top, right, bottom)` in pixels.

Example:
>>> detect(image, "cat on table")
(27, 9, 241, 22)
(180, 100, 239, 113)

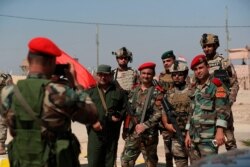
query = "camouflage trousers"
(188, 141, 218, 164)
(161, 130, 173, 167)
(0, 115, 7, 143)
(224, 110, 237, 150)
(121, 132, 159, 167)
(162, 131, 188, 167)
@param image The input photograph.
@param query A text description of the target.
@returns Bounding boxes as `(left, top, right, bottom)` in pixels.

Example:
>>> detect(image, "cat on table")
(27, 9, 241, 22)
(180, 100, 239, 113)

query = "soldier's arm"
(227, 64, 239, 104)
(214, 86, 230, 128)
(46, 83, 99, 125)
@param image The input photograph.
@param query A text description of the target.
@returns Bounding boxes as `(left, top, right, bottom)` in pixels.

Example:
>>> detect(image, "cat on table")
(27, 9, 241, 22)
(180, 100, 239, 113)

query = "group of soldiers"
(0, 32, 238, 167)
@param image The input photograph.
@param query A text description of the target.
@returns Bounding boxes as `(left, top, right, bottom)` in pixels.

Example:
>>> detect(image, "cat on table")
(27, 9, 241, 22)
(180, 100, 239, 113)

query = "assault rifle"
(152, 79, 185, 146)
(123, 102, 138, 136)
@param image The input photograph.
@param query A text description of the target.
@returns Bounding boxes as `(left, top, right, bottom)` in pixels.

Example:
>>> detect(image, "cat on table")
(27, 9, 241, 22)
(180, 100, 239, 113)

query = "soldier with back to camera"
(0, 37, 100, 167)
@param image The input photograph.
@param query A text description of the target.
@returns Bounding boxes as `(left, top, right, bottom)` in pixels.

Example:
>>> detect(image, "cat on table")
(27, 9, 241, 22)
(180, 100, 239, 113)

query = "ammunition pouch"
(8, 129, 50, 167)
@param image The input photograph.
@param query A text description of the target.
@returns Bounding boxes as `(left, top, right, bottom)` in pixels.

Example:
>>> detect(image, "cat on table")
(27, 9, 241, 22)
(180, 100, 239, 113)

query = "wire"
(0, 14, 250, 28)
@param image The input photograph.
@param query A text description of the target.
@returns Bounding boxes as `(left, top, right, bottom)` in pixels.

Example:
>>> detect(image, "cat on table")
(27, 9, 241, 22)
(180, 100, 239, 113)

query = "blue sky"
(0, 0, 249, 74)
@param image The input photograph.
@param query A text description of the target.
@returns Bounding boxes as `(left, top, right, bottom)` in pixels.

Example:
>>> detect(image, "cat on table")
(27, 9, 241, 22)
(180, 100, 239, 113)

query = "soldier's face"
(202, 44, 216, 56)
(96, 73, 113, 86)
(193, 63, 209, 81)
(139, 68, 155, 84)
(117, 56, 129, 67)
(162, 58, 175, 70)
(171, 72, 185, 85)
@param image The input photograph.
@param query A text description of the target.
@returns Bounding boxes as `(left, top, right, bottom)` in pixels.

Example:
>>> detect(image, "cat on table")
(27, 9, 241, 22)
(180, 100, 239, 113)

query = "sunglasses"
(171, 72, 185, 77)
(117, 57, 128, 60)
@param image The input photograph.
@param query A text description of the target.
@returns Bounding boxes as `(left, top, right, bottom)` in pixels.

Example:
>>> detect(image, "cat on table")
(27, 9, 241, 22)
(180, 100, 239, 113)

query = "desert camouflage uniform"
(0, 74, 98, 167)
(166, 85, 192, 167)
(121, 85, 163, 167)
(158, 72, 174, 166)
(185, 76, 230, 163)
(207, 53, 239, 150)
(0, 73, 12, 154)
(113, 67, 138, 94)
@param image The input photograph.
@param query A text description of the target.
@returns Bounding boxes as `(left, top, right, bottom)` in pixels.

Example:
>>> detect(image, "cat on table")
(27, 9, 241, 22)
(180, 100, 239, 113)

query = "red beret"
(138, 62, 156, 71)
(28, 37, 62, 57)
(190, 54, 207, 70)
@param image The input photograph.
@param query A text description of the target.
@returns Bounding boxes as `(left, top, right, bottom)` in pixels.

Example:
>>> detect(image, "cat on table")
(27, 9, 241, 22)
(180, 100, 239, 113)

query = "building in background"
(229, 45, 250, 90)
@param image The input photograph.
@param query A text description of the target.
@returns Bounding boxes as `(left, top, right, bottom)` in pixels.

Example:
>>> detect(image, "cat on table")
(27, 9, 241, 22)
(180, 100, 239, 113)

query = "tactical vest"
(159, 72, 174, 91)
(167, 87, 191, 133)
(113, 68, 137, 92)
(9, 79, 50, 167)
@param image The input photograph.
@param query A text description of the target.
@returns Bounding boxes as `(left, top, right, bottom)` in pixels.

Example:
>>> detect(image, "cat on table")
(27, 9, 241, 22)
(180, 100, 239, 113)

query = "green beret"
(97, 64, 112, 74)
(161, 50, 176, 59)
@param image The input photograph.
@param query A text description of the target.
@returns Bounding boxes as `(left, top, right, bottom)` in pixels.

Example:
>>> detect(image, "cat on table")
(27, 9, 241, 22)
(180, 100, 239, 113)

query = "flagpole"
(96, 24, 99, 68)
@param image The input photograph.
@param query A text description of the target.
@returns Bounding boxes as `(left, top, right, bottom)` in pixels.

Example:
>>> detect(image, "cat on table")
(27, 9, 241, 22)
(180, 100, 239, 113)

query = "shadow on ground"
(81, 163, 166, 167)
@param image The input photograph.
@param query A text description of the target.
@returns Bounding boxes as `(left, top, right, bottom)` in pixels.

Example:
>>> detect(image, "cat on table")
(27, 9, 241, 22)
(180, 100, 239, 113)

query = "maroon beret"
(138, 62, 156, 71)
(190, 54, 207, 70)
(28, 37, 62, 57)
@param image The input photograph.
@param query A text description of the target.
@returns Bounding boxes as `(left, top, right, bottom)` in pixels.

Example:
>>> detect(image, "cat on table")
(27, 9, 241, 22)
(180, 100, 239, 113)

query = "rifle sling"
(140, 86, 154, 123)
(97, 86, 109, 115)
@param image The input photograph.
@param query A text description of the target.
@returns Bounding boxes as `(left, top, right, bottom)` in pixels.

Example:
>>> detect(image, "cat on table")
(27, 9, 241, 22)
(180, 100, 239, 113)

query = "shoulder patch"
(215, 86, 226, 98)
(212, 78, 222, 87)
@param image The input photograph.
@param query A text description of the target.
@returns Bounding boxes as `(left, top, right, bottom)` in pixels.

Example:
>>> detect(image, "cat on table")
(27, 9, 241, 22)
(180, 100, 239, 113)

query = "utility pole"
(225, 6, 230, 59)
(96, 24, 99, 68)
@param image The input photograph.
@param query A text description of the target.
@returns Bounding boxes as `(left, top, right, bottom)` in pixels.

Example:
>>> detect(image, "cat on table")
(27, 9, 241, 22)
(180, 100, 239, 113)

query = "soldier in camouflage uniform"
(121, 62, 163, 167)
(161, 61, 191, 167)
(158, 50, 176, 167)
(0, 73, 13, 154)
(0, 37, 100, 167)
(185, 54, 230, 164)
(200, 33, 239, 150)
(158, 50, 176, 90)
(112, 47, 138, 95)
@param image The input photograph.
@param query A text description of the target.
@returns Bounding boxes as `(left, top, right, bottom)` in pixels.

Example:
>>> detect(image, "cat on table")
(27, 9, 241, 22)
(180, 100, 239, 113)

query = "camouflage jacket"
(0, 73, 98, 132)
(207, 53, 239, 104)
(129, 84, 163, 137)
(113, 67, 138, 93)
(185, 77, 230, 143)
(158, 71, 174, 91)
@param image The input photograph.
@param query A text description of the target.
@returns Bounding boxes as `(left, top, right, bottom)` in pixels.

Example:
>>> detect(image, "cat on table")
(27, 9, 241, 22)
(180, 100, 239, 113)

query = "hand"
(165, 123, 176, 133)
(215, 127, 225, 146)
(92, 121, 102, 131)
(135, 123, 146, 135)
(185, 131, 191, 149)
(111, 115, 120, 122)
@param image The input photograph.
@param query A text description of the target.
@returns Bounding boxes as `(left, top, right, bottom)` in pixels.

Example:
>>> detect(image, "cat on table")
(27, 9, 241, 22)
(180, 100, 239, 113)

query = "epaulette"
(155, 84, 164, 93)
(212, 78, 222, 87)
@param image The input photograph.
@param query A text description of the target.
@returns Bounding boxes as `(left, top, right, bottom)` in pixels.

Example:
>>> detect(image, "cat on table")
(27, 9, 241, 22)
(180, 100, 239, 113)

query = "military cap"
(190, 54, 207, 70)
(161, 50, 176, 60)
(138, 62, 156, 71)
(28, 37, 62, 57)
(97, 64, 112, 74)
(200, 33, 220, 47)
